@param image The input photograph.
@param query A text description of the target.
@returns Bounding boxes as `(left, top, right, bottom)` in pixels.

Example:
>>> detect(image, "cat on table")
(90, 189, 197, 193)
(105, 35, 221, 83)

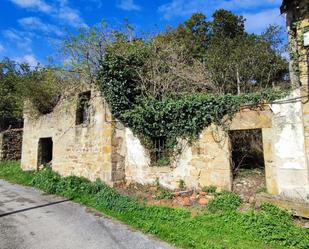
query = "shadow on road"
(0, 199, 71, 218)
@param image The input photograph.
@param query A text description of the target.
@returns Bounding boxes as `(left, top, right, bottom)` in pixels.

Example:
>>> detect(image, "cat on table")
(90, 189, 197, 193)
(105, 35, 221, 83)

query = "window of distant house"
(76, 91, 91, 125)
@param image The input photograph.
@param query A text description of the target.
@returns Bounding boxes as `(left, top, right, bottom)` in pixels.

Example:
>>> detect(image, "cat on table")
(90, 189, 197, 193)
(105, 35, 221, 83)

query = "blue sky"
(0, 0, 285, 66)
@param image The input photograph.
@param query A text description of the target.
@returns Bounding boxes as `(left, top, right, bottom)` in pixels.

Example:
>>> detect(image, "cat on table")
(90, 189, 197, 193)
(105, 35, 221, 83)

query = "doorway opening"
(37, 137, 53, 167)
(229, 129, 266, 201)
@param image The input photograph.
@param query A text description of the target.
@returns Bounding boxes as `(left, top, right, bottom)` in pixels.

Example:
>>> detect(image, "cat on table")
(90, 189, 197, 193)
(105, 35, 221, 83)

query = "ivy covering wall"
(98, 51, 288, 165)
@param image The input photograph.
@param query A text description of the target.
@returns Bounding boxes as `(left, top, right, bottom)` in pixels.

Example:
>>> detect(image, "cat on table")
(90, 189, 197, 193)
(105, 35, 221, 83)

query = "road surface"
(0, 179, 175, 249)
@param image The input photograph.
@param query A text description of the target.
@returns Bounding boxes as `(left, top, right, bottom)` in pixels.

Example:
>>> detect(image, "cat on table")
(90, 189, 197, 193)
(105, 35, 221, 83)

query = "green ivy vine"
(98, 52, 288, 166)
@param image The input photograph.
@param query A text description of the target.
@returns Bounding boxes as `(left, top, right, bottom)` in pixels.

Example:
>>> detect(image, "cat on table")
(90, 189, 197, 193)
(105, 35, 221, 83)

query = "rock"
(249, 196, 256, 204)
(183, 197, 191, 206)
(205, 195, 214, 200)
(149, 186, 158, 192)
(172, 198, 178, 205)
(304, 223, 309, 229)
(199, 197, 208, 206)
(199, 191, 207, 196)
(174, 192, 181, 197)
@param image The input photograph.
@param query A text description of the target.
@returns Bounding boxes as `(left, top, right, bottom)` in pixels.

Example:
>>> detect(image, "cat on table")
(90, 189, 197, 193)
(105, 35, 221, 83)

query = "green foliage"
(1, 161, 309, 249)
(31, 167, 61, 194)
(212, 9, 245, 38)
(256, 186, 268, 194)
(118, 89, 287, 157)
(0, 160, 34, 185)
(155, 189, 173, 200)
(98, 16, 289, 163)
(239, 203, 309, 249)
(22, 67, 63, 114)
(0, 58, 64, 124)
(0, 59, 24, 129)
(156, 156, 171, 167)
(202, 185, 217, 193)
(207, 191, 242, 213)
(178, 179, 186, 190)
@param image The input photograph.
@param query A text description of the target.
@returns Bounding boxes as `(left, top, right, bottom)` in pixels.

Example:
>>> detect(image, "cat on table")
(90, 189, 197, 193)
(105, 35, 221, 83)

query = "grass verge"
(0, 161, 308, 249)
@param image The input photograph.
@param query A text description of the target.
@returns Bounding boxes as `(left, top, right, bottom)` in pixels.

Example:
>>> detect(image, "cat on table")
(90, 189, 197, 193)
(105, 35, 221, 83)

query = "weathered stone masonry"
(0, 129, 23, 161)
(21, 90, 125, 186)
(21, 0, 309, 211)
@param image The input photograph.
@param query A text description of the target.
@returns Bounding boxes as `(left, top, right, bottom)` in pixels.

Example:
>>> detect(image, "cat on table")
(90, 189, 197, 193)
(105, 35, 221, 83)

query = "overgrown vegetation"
(1, 161, 308, 249)
(1, 9, 289, 162)
(0, 59, 65, 125)
(100, 80, 287, 162)
(202, 185, 217, 194)
(96, 10, 289, 163)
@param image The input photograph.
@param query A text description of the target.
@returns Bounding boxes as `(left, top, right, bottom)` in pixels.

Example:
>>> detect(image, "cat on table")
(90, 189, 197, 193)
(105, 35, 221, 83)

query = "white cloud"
(10, 0, 87, 28)
(19, 17, 64, 36)
(244, 8, 285, 33)
(9, 0, 52, 13)
(117, 0, 141, 11)
(2, 29, 32, 52)
(14, 54, 38, 67)
(158, 0, 281, 20)
(57, 6, 87, 27)
(158, 0, 284, 33)
(218, 0, 281, 11)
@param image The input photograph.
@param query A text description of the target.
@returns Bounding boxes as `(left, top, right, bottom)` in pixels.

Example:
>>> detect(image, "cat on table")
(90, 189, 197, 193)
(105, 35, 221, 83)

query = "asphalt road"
(0, 179, 175, 249)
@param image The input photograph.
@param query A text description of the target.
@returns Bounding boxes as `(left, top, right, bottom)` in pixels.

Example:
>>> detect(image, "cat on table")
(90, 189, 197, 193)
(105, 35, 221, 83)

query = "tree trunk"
(236, 68, 241, 95)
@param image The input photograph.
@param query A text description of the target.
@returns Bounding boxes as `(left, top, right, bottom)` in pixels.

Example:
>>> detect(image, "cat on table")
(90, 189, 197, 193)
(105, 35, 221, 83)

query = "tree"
(205, 32, 288, 94)
(0, 58, 67, 130)
(212, 9, 245, 38)
(21, 67, 64, 115)
(0, 58, 24, 130)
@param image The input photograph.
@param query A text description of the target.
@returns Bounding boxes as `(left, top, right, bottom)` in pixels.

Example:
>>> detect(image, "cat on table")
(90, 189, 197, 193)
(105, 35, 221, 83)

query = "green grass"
(1, 161, 309, 249)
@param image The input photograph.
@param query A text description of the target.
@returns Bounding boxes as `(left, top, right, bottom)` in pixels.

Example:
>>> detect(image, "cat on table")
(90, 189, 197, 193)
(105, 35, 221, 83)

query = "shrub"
(155, 189, 173, 200)
(31, 167, 61, 194)
(80, 179, 107, 195)
(56, 176, 90, 198)
(239, 203, 309, 249)
(178, 179, 186, 190)
(96, 187, 143, 214)
(207, 191, 242, 213)
(202, 185, 217, 193)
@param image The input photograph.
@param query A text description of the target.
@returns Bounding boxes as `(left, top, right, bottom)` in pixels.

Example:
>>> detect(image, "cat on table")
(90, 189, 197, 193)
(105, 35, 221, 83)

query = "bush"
(31, 167, 61, 194)
(56, 176, 90, 198)
(202, 185, 217, 193)
(96, 186, 143, 214)
(207, 191, 242, 213)
(155, 189, 173, 200)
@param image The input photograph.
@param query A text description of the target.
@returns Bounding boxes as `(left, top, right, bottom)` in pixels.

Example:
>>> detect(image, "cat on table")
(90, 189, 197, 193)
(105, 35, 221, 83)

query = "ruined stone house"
(21, 0, 309, 213)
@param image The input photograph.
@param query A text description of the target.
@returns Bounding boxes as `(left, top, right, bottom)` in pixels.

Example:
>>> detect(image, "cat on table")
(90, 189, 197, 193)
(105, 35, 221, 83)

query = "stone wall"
(0, 129, 23, 161)
(124, 97, 309, 203)
(21, 90, 120, 185)
(21, 88, 309, 203)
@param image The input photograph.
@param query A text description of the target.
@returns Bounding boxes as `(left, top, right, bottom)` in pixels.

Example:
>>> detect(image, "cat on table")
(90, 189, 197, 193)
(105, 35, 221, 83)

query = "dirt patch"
(115, 183, 214, 212)
(233, 168, 266, 203)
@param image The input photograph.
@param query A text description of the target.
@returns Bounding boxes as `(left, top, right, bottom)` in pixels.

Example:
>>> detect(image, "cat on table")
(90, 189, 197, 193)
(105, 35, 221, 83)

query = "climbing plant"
(94, 11, 290, 165)
(98, 50, 288, 165)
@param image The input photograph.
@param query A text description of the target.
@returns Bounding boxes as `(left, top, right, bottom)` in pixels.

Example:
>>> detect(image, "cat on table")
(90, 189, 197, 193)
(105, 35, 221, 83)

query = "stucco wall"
(124, 128, 193, 189)
(124, 96, 309, 203)
(269, 90, 309, 201)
